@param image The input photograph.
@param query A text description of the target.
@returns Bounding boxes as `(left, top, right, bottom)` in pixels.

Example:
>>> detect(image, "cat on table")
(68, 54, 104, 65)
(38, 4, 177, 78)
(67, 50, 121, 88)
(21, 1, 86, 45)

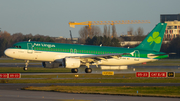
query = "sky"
(0, 0, 180, 38)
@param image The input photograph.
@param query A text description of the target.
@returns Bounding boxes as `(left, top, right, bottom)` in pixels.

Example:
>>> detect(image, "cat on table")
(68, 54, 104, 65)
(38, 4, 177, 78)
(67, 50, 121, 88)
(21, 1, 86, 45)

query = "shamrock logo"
(147, 32, 161, 45)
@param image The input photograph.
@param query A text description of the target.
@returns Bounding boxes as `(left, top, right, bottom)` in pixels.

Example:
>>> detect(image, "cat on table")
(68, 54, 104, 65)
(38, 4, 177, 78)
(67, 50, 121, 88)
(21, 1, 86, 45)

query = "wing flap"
(67, 53, 130, 63)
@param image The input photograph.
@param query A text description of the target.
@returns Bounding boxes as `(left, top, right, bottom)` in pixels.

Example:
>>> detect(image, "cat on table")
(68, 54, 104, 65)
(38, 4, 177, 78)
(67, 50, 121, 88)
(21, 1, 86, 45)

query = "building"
(164, 20, 180, 39)
(160, 14, 180, 39)
(160, 14, 180, 23)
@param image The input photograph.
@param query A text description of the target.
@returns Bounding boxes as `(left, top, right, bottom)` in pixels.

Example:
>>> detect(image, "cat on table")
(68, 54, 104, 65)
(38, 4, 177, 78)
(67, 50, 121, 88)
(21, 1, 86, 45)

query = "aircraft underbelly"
(99, 57, 156, 66)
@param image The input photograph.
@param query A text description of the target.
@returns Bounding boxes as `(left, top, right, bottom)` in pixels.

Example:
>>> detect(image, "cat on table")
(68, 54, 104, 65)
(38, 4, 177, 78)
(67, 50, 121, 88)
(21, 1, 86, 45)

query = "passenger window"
(15, 46, 18, 48)
(19, 46, 21, 48)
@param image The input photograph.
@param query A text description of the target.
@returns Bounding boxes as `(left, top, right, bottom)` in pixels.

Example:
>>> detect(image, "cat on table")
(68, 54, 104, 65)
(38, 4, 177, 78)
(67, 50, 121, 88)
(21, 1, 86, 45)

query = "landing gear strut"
(71, 68, 78, 73)
(24, 60, 29, 71)
(85, 68, 92, 73)
(84, 63, 92, 73)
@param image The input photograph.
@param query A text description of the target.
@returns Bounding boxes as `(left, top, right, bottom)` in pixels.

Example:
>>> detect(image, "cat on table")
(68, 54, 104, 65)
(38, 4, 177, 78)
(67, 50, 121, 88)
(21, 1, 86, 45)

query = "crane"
(69, 20, 150, 38)
(69, 20, 150, 29)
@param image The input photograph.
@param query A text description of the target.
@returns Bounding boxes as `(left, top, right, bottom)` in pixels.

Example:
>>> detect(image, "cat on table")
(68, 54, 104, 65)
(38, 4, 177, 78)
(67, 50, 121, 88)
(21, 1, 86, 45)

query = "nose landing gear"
(71, 68, 78, 73)
(23, 60, 29, 71)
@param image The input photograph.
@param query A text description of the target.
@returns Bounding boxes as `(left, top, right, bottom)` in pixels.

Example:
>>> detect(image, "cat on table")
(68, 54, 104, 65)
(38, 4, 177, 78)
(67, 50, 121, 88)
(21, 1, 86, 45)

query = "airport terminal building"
(160, 14, 180, 39)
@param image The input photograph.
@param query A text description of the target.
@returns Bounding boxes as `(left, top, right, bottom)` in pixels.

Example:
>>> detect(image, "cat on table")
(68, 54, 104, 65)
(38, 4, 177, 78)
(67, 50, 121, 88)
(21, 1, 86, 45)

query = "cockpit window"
(13, 45, 21, 48)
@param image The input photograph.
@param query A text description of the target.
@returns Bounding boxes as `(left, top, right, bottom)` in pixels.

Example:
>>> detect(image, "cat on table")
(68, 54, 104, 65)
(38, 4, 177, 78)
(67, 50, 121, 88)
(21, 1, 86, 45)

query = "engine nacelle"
(63, 58, 80, 68)
(42, 62, 62, 68)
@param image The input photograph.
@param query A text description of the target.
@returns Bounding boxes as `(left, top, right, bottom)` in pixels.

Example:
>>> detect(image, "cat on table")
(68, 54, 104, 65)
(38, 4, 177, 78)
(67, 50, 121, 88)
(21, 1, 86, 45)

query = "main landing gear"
(71, 68, 92, 73)
(85, 68, 92, 73)
(23, 60, 29, 71)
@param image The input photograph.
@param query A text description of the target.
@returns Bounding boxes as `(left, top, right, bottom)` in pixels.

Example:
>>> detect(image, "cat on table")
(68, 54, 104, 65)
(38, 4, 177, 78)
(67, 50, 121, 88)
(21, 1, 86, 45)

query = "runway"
(0, 83, 180, 89)
(1, 89, 180, 101)
(0, 62, 180, 100)
(0, 83, 180, 101)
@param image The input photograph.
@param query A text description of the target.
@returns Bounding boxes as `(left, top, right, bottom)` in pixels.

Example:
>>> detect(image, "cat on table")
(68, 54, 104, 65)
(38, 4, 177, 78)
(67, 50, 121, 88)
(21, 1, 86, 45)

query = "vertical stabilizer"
(135, 23, 167, 52)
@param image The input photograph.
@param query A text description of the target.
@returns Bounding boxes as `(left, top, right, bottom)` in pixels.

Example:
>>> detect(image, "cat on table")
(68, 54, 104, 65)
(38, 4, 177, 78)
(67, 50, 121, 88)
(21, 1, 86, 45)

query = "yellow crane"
(69, 20, 150, 29)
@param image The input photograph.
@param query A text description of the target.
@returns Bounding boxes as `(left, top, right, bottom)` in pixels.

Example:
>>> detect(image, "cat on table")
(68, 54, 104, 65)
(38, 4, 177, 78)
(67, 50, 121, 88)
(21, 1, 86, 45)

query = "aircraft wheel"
(85, 68, 92, 73)
(71, 68, 78, 73)
(24, 67, 28, 71)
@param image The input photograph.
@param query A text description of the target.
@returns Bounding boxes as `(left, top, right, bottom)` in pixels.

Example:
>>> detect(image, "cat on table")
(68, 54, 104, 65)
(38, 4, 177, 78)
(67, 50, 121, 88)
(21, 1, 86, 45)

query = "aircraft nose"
(4, 49, 12, 57)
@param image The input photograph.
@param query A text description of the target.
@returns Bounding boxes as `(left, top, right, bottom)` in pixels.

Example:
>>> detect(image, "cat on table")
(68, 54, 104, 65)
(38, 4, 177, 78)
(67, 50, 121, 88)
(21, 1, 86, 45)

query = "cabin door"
(27, 43, 33, 54)
(134, 50, 140, 61)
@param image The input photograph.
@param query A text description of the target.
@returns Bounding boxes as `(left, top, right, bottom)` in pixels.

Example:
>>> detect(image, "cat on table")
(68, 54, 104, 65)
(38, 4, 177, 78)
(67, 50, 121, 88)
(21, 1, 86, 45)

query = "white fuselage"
(4, 48, 157, 66)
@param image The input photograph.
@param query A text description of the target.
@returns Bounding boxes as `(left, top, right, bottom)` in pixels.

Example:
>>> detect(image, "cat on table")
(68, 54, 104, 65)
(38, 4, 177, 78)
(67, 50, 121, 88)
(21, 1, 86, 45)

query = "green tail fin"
(135, 23, 167, 52)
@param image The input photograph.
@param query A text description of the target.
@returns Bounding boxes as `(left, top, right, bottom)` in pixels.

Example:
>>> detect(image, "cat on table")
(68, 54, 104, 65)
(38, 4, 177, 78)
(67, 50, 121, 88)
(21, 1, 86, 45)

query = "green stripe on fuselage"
(11, 41, 168, 59)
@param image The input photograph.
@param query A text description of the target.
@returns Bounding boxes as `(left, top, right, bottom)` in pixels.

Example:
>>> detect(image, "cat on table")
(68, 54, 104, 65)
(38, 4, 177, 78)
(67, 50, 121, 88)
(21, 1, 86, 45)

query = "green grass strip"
(23, 86, 180, 98)
(0, 67, 71, 73)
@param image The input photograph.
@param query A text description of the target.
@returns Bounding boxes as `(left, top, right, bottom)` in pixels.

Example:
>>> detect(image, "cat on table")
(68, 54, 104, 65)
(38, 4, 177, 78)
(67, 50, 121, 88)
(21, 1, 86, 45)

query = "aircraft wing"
(67, 53, 130, 64)
(80, 53, 129, 59)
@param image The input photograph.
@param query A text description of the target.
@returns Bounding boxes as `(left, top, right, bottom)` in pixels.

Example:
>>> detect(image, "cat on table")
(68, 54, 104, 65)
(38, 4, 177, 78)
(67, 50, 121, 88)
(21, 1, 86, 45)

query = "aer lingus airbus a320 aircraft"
(4, 23, 168, 73)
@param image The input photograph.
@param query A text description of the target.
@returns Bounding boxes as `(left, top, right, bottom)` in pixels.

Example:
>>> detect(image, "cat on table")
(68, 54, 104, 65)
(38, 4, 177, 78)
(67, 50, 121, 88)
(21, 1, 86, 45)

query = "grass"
(1, 76, 180, 83)
(0, 67, 71, 73)
(0, 59, 40, 63)
(23, 86, 180, 98)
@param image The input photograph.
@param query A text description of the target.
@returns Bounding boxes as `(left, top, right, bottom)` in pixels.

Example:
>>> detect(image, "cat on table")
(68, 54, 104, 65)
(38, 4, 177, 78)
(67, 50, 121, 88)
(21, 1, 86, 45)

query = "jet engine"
(63, 58, 81, 68)
(42, 62, 62, 68)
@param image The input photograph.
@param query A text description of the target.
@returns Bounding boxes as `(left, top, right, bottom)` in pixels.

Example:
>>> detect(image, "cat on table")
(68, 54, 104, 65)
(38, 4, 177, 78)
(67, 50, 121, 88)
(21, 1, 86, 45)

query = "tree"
(111, 37, 120, 47)
(85, 36, 120, 47)
(91, 26, 102, 37)
(108, 25, 111, 37)
(128, 27, 134, 41)
(133, 27, 144, 41)
(79, 26, 102, 43)
(103, 25, 108, 37)
(135, 27, 144, 36)
(128, 27, 133, 36)
(12, 33, 23, 43)
(79, 26, 88, 40)
(112, 25, 117, 38)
